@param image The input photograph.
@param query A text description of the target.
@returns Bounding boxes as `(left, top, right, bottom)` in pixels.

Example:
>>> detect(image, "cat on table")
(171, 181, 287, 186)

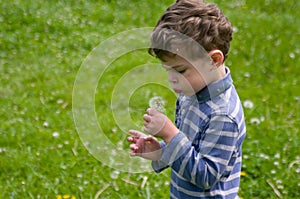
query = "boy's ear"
(208, 50, 224, 67)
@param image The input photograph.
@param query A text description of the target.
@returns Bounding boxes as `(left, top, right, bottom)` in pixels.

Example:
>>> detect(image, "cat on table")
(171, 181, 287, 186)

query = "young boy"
(128, 0, 246, 198)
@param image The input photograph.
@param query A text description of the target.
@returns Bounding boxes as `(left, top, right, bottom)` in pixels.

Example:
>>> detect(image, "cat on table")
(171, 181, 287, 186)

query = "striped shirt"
(152, 68, 246, 199)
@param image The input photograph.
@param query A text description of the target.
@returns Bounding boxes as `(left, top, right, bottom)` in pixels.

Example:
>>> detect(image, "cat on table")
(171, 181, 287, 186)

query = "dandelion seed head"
(149, 96, 166, 113)
(277, 185, 284, 189)
(84, 180, 89, 185)
(250, 118, 261, 125)
(289, 52, 295, 59)
(112, 127, 118, 133)
(52, 132, 60, 138)
(110, 170, 120, 179)
(43, 122, 49, 127)
(0, 148, 6, 153)
(56, 99, 64, 104)
(243, 100, 254, 109)
(271, 170, 276, 174)
(244, 72, 250, 78)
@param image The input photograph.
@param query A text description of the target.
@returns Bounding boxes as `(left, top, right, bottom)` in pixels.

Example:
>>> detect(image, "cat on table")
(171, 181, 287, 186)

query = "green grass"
(1, 0, 299, 198)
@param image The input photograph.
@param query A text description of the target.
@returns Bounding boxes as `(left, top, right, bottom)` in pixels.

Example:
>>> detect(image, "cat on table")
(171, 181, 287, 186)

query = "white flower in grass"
(243, 100, 254, 109)
(110, 170, 120, 179)
(52, 132, 60, 138)
(43, 122, 49, 127)
(250, 118, 261, 124)
(149, 96, 166, 113)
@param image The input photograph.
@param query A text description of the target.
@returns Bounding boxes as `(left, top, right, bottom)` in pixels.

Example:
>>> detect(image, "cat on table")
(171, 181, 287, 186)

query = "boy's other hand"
(127, 130, 162, 161)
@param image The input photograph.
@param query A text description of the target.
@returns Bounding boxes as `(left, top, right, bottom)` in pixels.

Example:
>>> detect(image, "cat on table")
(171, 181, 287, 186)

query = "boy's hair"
(149, 0, 233, 61)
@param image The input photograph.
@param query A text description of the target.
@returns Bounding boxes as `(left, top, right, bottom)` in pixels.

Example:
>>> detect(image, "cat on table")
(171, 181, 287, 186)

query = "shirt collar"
(195, 67, 233, 103)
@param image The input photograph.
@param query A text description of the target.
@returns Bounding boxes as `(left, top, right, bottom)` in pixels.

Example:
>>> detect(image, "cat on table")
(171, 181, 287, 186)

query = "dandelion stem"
(266, 179, 282, 199)
(288, 159, 300, 169)
(141, 176, 148, 189)
(72, 139, 78, 156)
(94, 184, 110, 199)
(121, 178, 138, 186)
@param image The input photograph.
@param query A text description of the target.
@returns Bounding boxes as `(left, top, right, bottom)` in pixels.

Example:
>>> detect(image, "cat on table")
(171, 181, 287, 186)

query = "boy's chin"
(181, 91, 196, 96)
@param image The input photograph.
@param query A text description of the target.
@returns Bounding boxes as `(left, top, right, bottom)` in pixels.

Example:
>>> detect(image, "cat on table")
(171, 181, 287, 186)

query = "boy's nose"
(168, 71, 178, 83)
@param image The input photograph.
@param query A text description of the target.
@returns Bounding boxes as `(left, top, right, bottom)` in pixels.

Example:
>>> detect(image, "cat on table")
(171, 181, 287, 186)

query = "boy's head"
(149, 0, 233, 62)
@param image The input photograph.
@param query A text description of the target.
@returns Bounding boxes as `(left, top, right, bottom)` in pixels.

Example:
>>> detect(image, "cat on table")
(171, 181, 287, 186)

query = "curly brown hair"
(149, 0, 233, 61)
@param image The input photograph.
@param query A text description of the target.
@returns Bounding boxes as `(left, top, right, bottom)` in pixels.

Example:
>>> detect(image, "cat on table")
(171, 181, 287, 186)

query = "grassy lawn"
(1, 0, 299, 198)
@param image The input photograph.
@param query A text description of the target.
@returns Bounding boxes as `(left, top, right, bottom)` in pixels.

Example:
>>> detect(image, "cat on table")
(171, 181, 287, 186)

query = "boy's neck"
(210, 64, 226, 84)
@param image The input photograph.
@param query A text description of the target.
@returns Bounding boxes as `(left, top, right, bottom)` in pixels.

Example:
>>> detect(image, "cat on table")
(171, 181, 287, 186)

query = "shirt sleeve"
(152, 134, 190, 173)
(153, 114, 240, 189)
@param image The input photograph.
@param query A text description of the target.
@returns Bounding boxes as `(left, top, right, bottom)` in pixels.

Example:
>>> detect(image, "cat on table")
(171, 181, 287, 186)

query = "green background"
(1, 0, 299, 198)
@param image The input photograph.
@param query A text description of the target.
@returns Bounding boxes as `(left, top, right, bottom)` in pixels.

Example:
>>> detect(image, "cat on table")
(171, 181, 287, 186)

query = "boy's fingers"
(143, 114, 151, 122)
(129, 144, 138, 151)
(128, 129, 144, 137)
(147, 108, 159, 116)
(144, 135, 156, 142)
(146, 108, 155, 116)
(127, 137, 137, 143)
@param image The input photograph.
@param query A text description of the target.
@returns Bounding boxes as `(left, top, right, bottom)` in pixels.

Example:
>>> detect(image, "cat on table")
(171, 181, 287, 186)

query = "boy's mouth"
(173, 88, 182, 94)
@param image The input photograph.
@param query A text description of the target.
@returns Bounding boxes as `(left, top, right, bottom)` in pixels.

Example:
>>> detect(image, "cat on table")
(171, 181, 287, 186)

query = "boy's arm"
(151, 141, 170, 172)
(154, 114, 242, 189)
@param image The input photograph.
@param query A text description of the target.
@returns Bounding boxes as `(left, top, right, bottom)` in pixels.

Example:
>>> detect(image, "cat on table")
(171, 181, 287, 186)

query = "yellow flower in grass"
(56, 195, 76, 199)
(240, 171, 247, 177)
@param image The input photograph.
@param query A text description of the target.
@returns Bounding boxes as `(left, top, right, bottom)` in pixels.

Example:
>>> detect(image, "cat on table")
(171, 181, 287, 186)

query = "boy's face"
(162, 55, 213, 96)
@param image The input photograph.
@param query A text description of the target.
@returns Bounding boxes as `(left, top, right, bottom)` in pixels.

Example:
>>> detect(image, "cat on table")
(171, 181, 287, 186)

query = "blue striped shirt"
(152, 68, 246, 199)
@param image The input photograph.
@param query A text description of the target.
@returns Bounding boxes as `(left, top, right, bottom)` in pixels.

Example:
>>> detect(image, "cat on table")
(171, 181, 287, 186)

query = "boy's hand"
(143, 108, 179, 144)
(127, 130, 162, 161)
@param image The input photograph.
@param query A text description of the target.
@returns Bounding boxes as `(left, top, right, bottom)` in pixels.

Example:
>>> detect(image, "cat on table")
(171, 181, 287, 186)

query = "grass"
(0, 0, 299, 198)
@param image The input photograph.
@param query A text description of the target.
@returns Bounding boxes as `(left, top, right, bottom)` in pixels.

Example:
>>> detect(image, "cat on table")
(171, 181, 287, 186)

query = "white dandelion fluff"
(149, 96, 166, 113)
(52, 132, 60, 138)
(250, 118, 261, 125)
(243, 100, 254, 109)
(110, 170, 120, 179)
(43, 122, 49, 128)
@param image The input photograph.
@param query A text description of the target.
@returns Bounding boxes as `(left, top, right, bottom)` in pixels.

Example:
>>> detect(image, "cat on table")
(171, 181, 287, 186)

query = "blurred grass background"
(1, 0, 299, 198)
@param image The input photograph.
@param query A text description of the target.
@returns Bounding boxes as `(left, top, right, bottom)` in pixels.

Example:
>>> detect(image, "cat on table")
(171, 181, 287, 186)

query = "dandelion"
(52, 132, 60, 138)
(112, 127, 118, 133)
(240, 171, 247, 177)
(271, 170, 276, 174)
(56, 99, 64, 104)
(149, 96, 166, 113)
(56, 194, 76, 199)
(243, 100, 254, 109)
(289, 52, 295, 59)
(110, 170, 120, 179)
(43, 121, 49, 127)
(244, 72, 250, 78)
(250, 118, 261, 124)
(0, 148, 6, 153)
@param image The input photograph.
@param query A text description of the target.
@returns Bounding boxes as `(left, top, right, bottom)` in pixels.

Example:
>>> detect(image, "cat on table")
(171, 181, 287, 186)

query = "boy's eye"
(177, 69, 186, 73)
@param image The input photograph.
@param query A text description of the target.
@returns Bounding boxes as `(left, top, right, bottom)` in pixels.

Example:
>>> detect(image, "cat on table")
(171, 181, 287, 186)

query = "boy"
(128, 0, 246, 198)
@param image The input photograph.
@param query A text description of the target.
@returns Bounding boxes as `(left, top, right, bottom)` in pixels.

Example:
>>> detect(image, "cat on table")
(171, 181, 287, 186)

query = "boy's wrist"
(161, 122, 179, 144)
